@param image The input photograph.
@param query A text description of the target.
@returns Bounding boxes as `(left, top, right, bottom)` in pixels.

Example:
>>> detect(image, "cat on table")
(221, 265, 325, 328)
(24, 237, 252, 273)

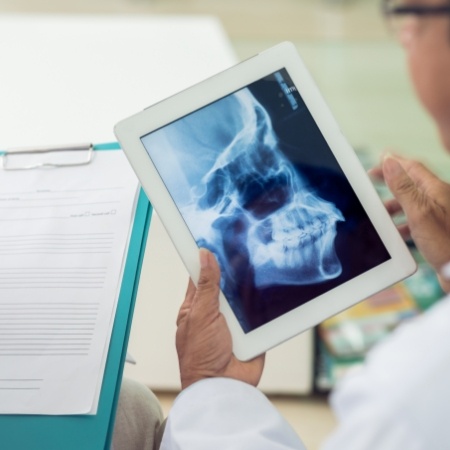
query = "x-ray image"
(141, 69, 391, 333)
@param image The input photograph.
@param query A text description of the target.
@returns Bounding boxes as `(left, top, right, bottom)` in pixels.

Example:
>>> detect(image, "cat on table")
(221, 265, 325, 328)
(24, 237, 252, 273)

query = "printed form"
(0, 150, 139, 414)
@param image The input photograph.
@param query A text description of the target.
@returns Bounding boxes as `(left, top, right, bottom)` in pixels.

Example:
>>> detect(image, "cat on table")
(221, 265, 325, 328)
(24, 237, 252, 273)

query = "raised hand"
(373, 154, 450, 293)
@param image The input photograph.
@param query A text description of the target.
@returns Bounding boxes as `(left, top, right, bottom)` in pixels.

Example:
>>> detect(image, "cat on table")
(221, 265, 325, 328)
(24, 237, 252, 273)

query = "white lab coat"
(161, 294, 450, 450)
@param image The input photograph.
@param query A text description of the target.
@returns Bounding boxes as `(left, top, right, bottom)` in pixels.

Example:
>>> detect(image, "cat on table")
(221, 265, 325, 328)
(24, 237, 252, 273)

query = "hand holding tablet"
(115, 42, 416, 360)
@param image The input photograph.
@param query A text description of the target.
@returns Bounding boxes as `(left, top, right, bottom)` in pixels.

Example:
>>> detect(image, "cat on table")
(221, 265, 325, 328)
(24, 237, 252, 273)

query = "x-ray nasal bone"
(180, 87, 345, 288)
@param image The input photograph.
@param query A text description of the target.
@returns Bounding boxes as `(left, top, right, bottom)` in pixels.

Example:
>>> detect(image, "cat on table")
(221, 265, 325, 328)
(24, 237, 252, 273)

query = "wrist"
(180, 369, 207, 391)
(180, 377, 199, 391)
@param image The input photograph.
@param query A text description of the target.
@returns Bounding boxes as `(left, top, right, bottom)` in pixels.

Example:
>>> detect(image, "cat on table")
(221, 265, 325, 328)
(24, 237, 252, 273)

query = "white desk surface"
(0, 13, 313, 394)
(0, 14, 235, 148)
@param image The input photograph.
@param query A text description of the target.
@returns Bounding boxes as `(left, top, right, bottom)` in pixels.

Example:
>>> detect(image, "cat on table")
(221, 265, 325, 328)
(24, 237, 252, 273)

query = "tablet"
(114, 42, 416, 361)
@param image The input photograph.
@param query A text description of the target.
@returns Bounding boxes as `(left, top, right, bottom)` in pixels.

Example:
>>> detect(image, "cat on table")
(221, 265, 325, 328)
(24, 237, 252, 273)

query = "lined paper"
(0, 150, 139, 414)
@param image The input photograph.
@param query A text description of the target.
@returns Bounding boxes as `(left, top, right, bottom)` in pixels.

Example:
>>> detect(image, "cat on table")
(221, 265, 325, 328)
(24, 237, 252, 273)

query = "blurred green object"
(403, 248, 444, 311)
(315, 251, 443, 391)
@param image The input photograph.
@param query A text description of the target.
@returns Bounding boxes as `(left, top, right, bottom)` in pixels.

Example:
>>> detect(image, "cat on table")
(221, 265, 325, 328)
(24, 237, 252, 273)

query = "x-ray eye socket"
(241, 180, 292, 219)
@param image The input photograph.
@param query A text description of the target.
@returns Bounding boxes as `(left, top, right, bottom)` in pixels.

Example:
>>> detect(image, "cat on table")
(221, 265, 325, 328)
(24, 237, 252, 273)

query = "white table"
(0, 13, 313, 395)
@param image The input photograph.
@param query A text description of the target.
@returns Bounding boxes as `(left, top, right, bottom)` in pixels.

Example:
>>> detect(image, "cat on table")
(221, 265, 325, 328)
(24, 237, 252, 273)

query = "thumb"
(193, 249, 221, 312)
(382, 155, 419, 208)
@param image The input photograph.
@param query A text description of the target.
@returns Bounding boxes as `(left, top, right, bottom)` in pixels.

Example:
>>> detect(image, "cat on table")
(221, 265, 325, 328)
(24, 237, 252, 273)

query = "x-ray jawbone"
(179, 87, 345, 289)
(248, 196, 344, 288)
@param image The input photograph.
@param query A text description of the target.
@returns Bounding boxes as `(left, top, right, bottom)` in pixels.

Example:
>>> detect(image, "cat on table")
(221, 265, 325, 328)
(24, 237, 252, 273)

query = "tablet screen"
(141, 68, 391, 333)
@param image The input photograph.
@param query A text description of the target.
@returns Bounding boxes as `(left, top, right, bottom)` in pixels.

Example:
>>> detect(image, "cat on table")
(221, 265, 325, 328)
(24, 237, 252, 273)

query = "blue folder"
(0, 143, 152, 449)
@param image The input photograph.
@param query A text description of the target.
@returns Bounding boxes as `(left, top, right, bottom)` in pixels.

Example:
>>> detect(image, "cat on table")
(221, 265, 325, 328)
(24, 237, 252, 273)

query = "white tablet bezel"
(114, 42, 416, 361)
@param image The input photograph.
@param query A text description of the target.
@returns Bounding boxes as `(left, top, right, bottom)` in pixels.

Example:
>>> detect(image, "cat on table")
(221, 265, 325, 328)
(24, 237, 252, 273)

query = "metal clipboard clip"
(0, 143, 94, 171)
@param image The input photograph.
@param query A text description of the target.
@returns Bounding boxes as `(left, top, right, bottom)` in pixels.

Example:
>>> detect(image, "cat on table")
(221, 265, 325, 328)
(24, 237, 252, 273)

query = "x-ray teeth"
(248, 195, 344, 287)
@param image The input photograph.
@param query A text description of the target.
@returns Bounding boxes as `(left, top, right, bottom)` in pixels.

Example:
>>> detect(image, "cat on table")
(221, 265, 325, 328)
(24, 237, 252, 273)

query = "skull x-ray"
(142, 69, 390, 333)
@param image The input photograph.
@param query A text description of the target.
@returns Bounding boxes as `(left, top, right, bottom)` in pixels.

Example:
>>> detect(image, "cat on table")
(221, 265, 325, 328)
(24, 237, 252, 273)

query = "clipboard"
(0, 142, 152, 449)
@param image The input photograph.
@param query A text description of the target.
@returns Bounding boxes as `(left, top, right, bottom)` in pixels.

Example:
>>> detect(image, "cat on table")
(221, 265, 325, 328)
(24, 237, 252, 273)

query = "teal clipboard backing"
(0, 143, 152, 450)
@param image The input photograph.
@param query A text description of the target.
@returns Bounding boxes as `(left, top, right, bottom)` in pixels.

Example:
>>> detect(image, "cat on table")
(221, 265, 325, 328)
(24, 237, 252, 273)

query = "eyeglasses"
(382, 0, 450, 38)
